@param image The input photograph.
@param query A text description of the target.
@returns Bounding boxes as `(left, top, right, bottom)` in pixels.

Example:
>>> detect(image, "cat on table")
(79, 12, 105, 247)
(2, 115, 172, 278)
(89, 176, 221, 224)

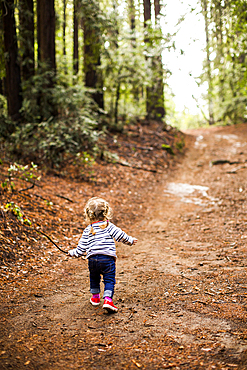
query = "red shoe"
(90, 297, 100, 306)
(103, 298, 118, 312)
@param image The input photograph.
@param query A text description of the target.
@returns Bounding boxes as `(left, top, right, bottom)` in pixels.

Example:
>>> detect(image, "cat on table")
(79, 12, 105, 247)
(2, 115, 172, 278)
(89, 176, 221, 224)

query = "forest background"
(0, 0, 247, 169)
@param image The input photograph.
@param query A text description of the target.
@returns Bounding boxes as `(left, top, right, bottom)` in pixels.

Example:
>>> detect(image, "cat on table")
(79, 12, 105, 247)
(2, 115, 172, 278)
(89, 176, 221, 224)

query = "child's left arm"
(108, 223, 137, 246)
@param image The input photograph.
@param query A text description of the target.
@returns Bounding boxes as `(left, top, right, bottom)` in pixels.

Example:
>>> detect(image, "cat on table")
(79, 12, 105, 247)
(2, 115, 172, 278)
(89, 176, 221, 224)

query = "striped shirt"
(69, 221, 134, 259)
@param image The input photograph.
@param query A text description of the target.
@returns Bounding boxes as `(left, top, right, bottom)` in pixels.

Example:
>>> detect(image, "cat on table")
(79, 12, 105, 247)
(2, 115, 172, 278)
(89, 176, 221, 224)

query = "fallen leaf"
(132, 359, 142, 368)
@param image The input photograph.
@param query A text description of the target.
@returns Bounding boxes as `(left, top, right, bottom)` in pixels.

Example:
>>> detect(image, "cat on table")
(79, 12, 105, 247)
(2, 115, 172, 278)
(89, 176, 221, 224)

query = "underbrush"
(0, 77, 103, 167)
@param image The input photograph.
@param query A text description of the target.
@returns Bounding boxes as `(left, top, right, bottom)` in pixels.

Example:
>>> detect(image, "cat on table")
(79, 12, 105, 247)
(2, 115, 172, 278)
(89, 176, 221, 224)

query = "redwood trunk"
(153, 0, 165, 120)
(37, 0, 56, 119)
(83, 2, 103, 109)
(63, 0, 67, 73)
(202, 0, 214, 125)
(143, 0, 152, 118)
(129, 0, 139, 101)
(19, 0, 35, 81)
(73, 0, 79, 77)
(2, 0, 22, 121)
(37, 0, 56, 71)
(129, 0, 136, 34)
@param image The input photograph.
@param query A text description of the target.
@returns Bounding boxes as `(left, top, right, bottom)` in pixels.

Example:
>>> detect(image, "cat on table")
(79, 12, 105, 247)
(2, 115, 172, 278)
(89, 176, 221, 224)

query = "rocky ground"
(0, 122, 247, 369)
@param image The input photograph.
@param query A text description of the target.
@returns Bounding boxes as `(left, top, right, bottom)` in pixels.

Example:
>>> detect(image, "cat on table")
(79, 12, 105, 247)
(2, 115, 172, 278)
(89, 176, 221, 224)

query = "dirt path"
(1, 124, 247, 369)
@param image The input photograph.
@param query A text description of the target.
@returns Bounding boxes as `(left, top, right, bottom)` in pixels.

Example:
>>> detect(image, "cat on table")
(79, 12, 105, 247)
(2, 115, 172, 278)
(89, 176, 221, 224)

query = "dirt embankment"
(0, 123, 247, 369)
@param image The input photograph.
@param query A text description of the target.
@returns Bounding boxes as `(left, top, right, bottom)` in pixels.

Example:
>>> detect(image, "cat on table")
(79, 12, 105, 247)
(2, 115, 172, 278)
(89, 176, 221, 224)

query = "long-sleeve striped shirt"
(69, 221, 134, 259)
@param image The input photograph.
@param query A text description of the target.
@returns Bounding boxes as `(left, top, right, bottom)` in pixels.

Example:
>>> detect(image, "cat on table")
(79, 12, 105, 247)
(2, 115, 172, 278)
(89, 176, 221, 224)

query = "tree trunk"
(143, 0, 151, 43)
(37, 0, 56, 71)
(143, 0, 152, 118)
(0, 10, 5, 96)
(114, 66, 122, 125)
(37, 0, 40, 61)
(73, 0, 79, 77)
(153, 0, 165, 120)
(63, 0, 67, 73)
(83, 1, 104, 109)
(19, 0, 35, 82)
(154, 0, 160, 17)
(37, 0, 56, 119)
(211, 0, 225, 111)
(143, 0, 165, 120)
(202, 0, 214, 125)
(129, 0, 136, 35)
(2, 0, 22, 121)
(129, 0, 139, 101)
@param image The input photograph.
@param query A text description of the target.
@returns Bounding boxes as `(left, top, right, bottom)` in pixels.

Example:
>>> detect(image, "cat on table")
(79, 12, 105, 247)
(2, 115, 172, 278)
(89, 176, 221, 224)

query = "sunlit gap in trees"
(161, 0, 208, 130)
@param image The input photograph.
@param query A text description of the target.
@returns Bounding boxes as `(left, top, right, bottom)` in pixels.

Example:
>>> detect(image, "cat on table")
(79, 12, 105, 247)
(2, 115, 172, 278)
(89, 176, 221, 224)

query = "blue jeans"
(88, 254, 116, 298)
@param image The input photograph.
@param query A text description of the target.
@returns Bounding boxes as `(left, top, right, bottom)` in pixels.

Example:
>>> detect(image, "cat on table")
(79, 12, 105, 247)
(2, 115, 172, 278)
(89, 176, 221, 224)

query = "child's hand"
(68, 249, 75, 257)
(132, 238, 138, 245)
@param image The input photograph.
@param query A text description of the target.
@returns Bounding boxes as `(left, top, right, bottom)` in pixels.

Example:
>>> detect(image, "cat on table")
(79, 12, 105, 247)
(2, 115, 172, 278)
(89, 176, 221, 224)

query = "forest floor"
(0, 121, 247, 370)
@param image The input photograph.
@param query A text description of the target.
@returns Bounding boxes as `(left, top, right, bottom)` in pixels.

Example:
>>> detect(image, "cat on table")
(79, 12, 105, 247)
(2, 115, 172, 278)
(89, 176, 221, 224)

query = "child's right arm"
(68, 227, 89, 257)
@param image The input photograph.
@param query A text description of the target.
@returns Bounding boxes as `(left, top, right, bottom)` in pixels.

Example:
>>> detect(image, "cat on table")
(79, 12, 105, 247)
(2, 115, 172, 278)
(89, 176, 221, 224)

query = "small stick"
(54, 194, 75, 203)
(35, 228, 68, 254)
(19, 183, 35, 192)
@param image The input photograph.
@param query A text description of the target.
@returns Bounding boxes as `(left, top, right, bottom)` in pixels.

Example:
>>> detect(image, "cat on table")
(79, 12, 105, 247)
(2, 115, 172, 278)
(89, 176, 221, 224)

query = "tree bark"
(128, 0, 139, 101)
(143, 0, 165, 120)
(129, 0, 136, 35)
(143, 0, 151, 43)
(0, 10, 4, 96)
(2, 0, 22, 121)
(153, 0, 165, 120)
(114, 66, 122, 125)
(202, 0, 214, 125)
(143, 0, 152, 118)
(73, 0, 79, 77)
(63, 0, 67, 73)
(37, 0, 56, 71)
(19, 0, 35, 82)
(83, 0, 104, 109)
(154, 0, 160, 18)
(37, 0, 56, 119)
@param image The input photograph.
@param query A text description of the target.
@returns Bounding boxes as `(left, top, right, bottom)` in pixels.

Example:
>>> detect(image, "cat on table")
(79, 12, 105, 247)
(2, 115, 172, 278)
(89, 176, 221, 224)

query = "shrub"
(8, 81, 102, 166)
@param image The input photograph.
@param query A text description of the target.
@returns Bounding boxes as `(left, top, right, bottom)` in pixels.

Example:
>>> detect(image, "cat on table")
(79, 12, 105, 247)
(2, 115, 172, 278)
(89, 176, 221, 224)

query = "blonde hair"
(84, 197, 113, 223)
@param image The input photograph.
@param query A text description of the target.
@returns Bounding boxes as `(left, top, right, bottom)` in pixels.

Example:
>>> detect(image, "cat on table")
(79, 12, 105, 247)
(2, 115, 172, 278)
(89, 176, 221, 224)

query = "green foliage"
(8, 80, 101, 166)
(101, 150, 119, 163)
(75, 152, 95, 167)
(0, 95, 15, 137)
(102, 38, 148, 123)
(100, 1, 172, 126)
(2, 0, 174, 165)
(5, 202, 32, 225)
(73, 151, 96, 180)
(1, 180, 15, 192)
(1, 162, 40, 191)
(21, 68, 56, 122)
(200, 0, 247, 124)
(161, 144, 174, 155)
(175, 138, 185, 152)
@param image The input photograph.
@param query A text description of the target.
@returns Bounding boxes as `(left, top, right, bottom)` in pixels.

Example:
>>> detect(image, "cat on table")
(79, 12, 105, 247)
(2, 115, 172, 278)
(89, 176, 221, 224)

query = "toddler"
(68, 197, 138, 312)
